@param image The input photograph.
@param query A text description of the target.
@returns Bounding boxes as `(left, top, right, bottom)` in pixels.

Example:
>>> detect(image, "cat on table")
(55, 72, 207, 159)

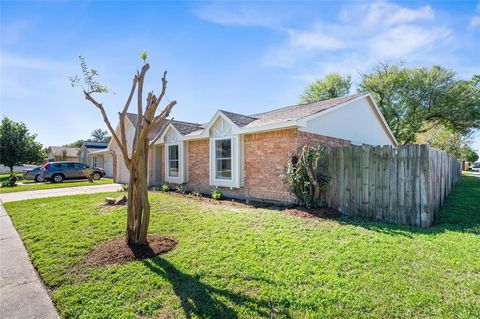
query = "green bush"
(162, 184, 170, 192)
(1, 172, 17, 188)
(175, 184, 185, 194)
(211, 187, 222, 200)
(85, 168, 94, 183)
(283, 146, 330, 208)
(121, 183, 129, 192)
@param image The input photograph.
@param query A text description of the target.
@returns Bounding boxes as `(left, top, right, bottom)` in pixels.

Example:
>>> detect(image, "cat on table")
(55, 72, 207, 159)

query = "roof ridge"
(219, 109, 258, 120)
(249, 92, 366, 117)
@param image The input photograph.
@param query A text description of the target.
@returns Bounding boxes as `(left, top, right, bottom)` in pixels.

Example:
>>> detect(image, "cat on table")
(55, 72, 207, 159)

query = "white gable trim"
(198, 111, 241, 138)
(154, 123, 184, 145)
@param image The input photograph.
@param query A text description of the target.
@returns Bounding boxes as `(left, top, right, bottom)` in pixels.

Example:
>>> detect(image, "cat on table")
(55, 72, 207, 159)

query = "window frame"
(214, 138, 232, 181)
(166, 144, 180, 178)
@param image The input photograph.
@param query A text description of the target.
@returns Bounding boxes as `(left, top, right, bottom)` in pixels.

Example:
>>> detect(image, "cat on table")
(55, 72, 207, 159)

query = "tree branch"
(84, 91, 130, 165)
(149, 117, 174, 148)
(120, 76, 139, 148)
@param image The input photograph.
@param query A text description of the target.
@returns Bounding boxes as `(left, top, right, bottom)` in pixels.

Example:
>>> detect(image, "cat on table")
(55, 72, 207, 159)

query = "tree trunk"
(125, 140, 151, 245)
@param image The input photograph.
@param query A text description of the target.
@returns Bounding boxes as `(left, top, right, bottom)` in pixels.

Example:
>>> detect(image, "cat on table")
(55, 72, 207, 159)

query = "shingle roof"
(83, 141, 108, 150)
(171, 121, 204, 135)
(48, 147, 80, 157)
(124, 93, 368, 140)
(124, 113, 202, 140)
(245, 93, 366, 128)
(219, 110, 257, 127)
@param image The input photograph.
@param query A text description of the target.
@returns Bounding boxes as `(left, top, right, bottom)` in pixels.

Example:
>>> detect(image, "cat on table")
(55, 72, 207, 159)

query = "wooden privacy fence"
(321, 145, 461, 227)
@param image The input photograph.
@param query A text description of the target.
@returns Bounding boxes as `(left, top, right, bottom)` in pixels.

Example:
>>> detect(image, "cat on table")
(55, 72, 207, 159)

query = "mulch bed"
(157, 190, 341, 220)
(284, 207, 341, 219)
(86, 235, 177, 267)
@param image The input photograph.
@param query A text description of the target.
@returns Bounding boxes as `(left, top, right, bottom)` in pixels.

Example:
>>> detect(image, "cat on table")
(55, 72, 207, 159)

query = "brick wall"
(297, 131, 350, 150)
(186, 139, 210, 192)
(153, 128, 351, 203)
(242, 128, 298, 202)
(112, 153, 117, 182)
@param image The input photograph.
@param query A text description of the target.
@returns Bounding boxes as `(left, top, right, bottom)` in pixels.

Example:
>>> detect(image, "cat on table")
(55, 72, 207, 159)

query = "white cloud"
(468, 2, 480, 29)
(369, 25, 451, 58)
(264, 1, 451, 68)
(470, 16, 480, 29)
(194, 3, 280, 28)
(287, 27, 344, 51)
(363, 2, 434, 28)
(1, 51, 61, 70)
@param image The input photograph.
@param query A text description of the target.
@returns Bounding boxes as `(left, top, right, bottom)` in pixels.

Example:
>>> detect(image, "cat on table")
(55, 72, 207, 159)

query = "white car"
(471, 163, 480, 172)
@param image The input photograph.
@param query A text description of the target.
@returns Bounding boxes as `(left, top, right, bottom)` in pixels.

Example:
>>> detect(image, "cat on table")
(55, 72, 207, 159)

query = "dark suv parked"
(40, 162, 105, 183)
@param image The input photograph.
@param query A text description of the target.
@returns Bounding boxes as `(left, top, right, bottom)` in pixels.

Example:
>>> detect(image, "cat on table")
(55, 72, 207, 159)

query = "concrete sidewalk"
(0, 183, 123, 203)
(0, 204, 59, 319)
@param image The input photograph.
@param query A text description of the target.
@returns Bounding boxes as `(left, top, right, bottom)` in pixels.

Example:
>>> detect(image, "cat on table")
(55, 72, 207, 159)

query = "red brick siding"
(242, 128, 298, 202)
(187, 140, 210, 192)
(297, 131, 350, 150)
(156, 129, 350, 203)
(112, 154, 117, 182)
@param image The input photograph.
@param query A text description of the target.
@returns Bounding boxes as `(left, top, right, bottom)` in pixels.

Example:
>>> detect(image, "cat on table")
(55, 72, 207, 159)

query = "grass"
(0, 173, 22, 181)
(3, 174, 479, 318)
(0, 178, 114, 194)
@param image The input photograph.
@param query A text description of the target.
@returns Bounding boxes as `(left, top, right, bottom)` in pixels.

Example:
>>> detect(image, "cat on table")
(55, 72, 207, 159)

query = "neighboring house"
(79, 141, 109, 164)
(47, 146, 80, 162)
(77, 141, 113, 177)
(109, 93, 397, 203)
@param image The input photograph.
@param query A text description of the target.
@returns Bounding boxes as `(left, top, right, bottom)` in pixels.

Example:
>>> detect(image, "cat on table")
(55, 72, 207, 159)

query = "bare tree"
(70, 53, 176, 245)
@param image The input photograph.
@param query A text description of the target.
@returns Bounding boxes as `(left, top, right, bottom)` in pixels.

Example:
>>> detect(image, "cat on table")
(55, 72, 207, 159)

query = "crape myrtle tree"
(70, 53, 176, 245)
(0, 117, 45, 172)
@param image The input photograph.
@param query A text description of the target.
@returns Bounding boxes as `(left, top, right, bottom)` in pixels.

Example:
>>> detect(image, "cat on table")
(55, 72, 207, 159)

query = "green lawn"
(3, 175, 479, 318)
(0, 173, 22, 181)
(0, 178, 114, 193)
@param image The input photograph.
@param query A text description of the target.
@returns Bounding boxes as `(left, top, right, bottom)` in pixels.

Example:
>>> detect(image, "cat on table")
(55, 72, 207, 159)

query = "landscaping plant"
(162, 184, 170, 192)
(70, 52, 177, 245)
(175, 184, 185, 194)
(211, 187, 222, 200)
(284, 145, 330, 208)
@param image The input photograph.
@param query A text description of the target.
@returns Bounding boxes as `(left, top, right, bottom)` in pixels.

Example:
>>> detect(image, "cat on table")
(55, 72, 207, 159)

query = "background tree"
(0, 117, 46, 171)
(63, 140, 85, 148)
(300, 73, 351, 104)
(415, 124, 479, 163)
(70, 54, 176, 245)
(90, 128, 111, 143)
(359, 63, 480, 144)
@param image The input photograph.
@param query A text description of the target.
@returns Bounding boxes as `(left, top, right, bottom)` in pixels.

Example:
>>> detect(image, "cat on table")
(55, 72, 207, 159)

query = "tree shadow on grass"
(143, 258, 290, 319)
(334, 175, 480, 237)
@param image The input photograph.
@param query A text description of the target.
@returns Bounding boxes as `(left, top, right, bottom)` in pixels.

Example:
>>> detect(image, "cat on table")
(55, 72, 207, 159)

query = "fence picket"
(317, 144, 459, 227)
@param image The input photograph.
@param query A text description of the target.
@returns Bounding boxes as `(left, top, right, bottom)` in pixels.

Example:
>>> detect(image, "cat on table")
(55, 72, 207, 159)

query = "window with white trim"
(167, 144, 179, 177)
(92, 156, 98, 167)
(215, 139, 232, 180)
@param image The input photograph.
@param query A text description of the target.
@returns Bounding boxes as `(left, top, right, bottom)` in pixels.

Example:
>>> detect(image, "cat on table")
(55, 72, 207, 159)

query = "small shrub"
(283, 146, 330, 209)
(2, 172, 17, 187)
(162, 184, 170, 192)
(211, 187, 222, 200)
(85, 168, 95, 183)
(175, 184, 185, 194)
(122, 183, 129, 192)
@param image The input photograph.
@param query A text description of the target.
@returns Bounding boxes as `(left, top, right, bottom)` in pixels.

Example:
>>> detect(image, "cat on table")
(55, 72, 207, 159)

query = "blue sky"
(1, 0, 479, 151)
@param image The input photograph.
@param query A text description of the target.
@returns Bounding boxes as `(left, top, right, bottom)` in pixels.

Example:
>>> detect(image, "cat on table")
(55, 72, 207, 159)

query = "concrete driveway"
(0, 182, 123, 318)
(0, 183, 123, 203)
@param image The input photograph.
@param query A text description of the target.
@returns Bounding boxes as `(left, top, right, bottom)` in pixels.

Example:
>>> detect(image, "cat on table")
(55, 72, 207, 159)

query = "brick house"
(109, 93, 397, 203)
